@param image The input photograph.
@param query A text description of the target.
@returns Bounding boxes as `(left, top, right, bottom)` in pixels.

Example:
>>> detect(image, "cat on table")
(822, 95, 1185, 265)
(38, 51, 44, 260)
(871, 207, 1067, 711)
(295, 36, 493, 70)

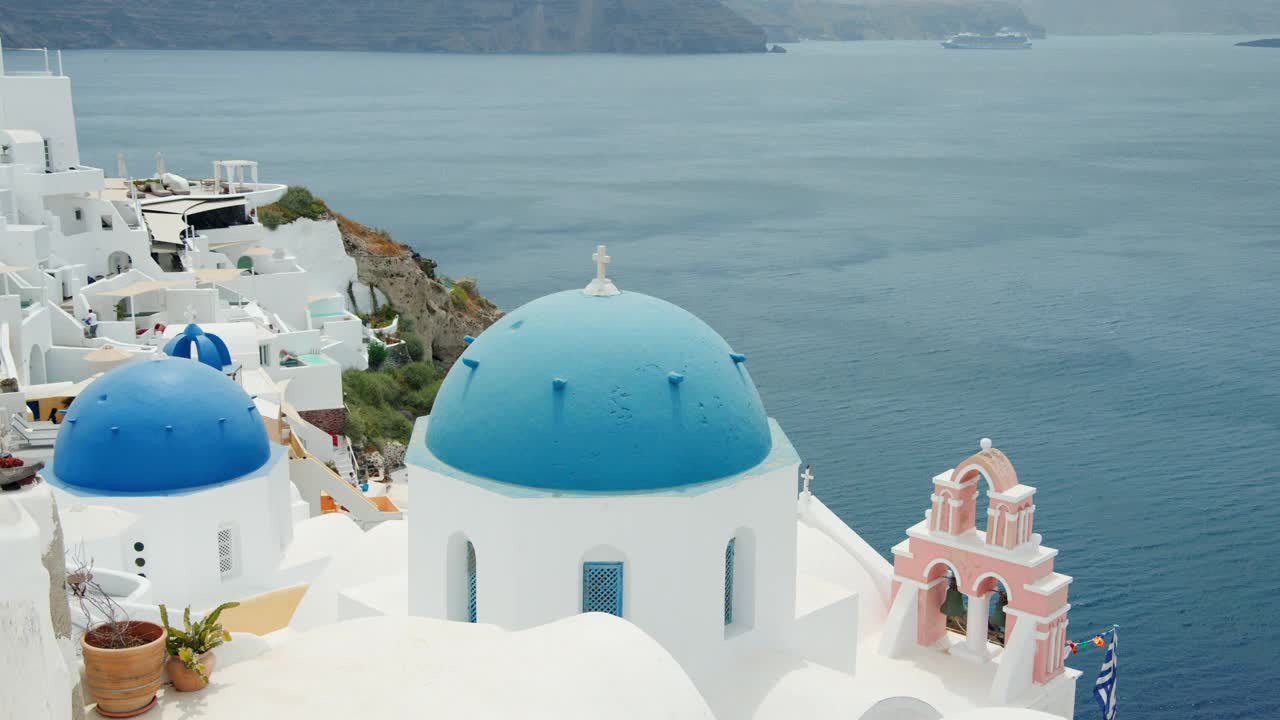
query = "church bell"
(940, 578, 967, 618)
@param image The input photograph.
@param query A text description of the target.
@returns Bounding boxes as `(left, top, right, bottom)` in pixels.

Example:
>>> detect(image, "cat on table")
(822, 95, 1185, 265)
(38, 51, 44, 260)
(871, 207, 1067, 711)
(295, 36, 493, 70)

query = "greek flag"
(1093, 629, 1118, 720)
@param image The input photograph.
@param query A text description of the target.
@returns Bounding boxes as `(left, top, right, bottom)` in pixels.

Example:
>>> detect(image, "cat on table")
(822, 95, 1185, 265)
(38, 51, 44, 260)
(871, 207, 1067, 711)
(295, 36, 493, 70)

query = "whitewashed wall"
(49, 447, 294, 610)
(408, 453, 799, 681)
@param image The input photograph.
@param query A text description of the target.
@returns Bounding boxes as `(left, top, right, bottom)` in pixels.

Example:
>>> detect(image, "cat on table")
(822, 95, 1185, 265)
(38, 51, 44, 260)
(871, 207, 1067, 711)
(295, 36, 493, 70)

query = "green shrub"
(277, 186, 328, 220)
(449, 285, 468, 309)
(401, 333, 426, 362)
(398, 361, 438, 390)
(259, 207, 286, 230)
(367, 342, 389, 370)
(341, 360, 447, 448)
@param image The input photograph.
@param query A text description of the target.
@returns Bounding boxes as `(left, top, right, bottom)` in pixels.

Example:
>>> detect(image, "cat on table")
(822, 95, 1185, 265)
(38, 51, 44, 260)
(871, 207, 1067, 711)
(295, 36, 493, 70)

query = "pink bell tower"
(879, 439, 1074, 704)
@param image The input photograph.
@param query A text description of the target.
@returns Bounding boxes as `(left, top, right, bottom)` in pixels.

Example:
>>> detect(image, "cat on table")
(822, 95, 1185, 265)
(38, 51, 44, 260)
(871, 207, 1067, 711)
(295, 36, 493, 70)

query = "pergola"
(213, 160, 259, 194)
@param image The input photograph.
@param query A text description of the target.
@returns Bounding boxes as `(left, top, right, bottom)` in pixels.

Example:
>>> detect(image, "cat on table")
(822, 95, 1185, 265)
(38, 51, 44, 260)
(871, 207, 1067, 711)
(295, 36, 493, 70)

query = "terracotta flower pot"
(166, 651, 217, 692)
(81, 621, 166, 718)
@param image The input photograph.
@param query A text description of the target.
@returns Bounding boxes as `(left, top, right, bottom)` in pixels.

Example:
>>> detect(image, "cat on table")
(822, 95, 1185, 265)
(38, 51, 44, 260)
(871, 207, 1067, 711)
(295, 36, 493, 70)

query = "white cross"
(583, 244, 620, 297)
(801, 465, 814, 494)
(593, 245, 611, 281)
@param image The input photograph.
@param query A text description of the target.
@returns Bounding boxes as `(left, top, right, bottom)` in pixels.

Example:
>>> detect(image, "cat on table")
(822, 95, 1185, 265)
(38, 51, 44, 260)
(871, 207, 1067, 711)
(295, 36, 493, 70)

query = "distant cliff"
(0, 0, 765, 53)
(1010, 0, 1280, 35)
(725, 0, 1043, 42)
(1237, 38, 1280, 48)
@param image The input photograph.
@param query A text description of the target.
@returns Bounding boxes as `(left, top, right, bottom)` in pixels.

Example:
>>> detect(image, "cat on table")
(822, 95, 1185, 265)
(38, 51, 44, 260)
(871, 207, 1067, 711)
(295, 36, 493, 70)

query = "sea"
(61, 36, 1280, 718)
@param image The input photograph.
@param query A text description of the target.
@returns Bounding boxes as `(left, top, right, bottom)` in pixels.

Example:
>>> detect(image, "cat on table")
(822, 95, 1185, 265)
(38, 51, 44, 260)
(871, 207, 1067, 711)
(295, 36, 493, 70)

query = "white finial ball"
(980, 437, 992, 451)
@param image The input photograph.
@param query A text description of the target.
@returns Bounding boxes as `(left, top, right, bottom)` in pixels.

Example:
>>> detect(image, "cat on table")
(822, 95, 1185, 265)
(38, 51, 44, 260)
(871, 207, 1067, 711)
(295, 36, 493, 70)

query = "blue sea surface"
(65, 36, 1280, 718)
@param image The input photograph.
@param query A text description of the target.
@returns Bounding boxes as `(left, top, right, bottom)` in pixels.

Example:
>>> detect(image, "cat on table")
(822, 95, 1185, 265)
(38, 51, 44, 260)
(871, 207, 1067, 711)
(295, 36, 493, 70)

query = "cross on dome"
(801, 465, 814, 493)
(583, 244, 620, 297)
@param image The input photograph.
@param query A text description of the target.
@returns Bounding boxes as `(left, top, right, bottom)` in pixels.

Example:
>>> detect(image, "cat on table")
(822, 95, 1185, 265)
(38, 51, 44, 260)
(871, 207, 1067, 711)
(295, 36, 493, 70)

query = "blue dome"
(425, 290, 772, 492)
(53, 359, 270, 494)
(163, 323, 232, 371)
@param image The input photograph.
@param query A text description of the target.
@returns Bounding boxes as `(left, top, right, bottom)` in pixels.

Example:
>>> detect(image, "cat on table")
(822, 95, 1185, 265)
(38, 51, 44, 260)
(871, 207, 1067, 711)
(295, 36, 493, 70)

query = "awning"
(97, 279, 185, 298)
(142, 197, 245, 216)
(142, 212, 188, 246)
(194, 267, 246, 284)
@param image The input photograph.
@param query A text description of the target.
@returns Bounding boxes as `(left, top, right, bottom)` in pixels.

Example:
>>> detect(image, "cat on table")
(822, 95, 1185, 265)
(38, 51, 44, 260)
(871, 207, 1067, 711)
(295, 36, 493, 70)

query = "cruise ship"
(942, 30, 1033, 50)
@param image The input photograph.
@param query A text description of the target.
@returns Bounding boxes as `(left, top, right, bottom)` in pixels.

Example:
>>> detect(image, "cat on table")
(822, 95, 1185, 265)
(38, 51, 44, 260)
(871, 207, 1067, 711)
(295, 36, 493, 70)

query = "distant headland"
(1236, 38, 1280, 48)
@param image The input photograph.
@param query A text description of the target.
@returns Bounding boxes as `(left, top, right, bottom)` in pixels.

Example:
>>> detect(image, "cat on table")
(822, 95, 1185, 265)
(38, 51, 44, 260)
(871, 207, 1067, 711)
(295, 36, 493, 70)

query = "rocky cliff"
(335, 213, 501, 367)
(0, 0, 765, 53)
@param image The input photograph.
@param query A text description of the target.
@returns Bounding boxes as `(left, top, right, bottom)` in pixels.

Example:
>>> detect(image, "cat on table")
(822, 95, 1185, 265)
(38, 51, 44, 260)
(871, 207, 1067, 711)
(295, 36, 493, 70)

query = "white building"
(0, 42, 406, 514)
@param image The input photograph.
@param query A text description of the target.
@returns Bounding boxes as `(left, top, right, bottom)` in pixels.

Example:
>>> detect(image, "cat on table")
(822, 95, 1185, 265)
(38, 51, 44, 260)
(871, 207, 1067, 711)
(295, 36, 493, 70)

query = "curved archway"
(27, 344, 46, 385)
(952, 448, 1019, 494)
(107, 251, 132, 276)
(922, 558, 963, 587)
(858, 696, 943, 720)
(971, 570, 1014, 601)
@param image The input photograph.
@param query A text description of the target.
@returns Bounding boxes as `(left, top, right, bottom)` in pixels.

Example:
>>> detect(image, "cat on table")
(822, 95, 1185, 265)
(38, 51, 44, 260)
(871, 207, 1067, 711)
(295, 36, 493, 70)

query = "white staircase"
(333, 436, 358, 484)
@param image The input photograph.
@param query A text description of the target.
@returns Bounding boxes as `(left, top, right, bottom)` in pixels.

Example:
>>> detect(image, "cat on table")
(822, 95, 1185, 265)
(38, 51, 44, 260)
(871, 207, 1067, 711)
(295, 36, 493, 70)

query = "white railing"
(0, 38, 63, 77)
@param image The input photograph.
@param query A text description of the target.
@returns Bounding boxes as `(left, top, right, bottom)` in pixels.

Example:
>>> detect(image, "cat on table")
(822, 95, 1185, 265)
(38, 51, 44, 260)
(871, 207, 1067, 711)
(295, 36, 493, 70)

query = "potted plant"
(68, 557, 166, 718)
(158, 602, 239, 692)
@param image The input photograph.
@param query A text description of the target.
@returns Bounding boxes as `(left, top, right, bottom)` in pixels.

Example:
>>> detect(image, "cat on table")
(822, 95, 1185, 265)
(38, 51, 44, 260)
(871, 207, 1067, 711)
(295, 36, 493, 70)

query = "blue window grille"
(724, 538, 736, 625)
(582, 562, 624, 617)
(466, 541, 477, 623)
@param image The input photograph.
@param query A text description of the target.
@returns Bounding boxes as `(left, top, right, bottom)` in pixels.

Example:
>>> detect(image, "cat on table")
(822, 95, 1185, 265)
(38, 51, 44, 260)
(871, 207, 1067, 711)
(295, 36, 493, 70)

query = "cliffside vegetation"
(342, 316, 445, 449)
(258, 187, 328, 229)
(258, 186, 500, 452)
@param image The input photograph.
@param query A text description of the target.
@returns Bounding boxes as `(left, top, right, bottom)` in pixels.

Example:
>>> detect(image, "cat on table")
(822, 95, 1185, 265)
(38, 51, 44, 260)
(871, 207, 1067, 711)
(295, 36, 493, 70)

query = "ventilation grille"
(724, 538, 736, 625)
(217, 526, 236, 578)
(466, 541, 477, 623)
(582, 562, 624, 617)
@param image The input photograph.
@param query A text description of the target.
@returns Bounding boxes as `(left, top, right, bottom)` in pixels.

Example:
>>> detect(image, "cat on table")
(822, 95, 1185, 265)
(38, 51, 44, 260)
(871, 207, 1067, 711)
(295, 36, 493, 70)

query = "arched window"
(725, 529, 755, 633)
(447, 533, 477, 623)
(724, 538, 736, 625)
(582, 562, 624, 617)
(466, 541, 477, 623)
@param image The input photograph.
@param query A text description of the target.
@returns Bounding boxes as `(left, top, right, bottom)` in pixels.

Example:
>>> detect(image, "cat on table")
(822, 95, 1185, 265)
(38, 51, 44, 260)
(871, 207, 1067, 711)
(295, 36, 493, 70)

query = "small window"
(466, 541, 477, 623)
(74, 208, 82, 221)
(724, 538, 736, 625)
(100, 215, 113, 230)
(582, 562, 624, 617)
(217, 525, 238, 580)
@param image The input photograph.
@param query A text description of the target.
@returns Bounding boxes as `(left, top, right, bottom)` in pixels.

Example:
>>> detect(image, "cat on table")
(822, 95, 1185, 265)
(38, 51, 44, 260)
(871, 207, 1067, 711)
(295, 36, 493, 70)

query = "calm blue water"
(66, 37, 1279, 718)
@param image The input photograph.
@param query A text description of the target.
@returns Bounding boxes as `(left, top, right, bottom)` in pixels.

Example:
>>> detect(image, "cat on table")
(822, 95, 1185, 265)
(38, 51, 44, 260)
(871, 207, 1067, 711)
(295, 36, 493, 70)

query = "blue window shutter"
(724, 538, 736, 625)
(466, 541, 477, 623)
(582, 562, 624, 617)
